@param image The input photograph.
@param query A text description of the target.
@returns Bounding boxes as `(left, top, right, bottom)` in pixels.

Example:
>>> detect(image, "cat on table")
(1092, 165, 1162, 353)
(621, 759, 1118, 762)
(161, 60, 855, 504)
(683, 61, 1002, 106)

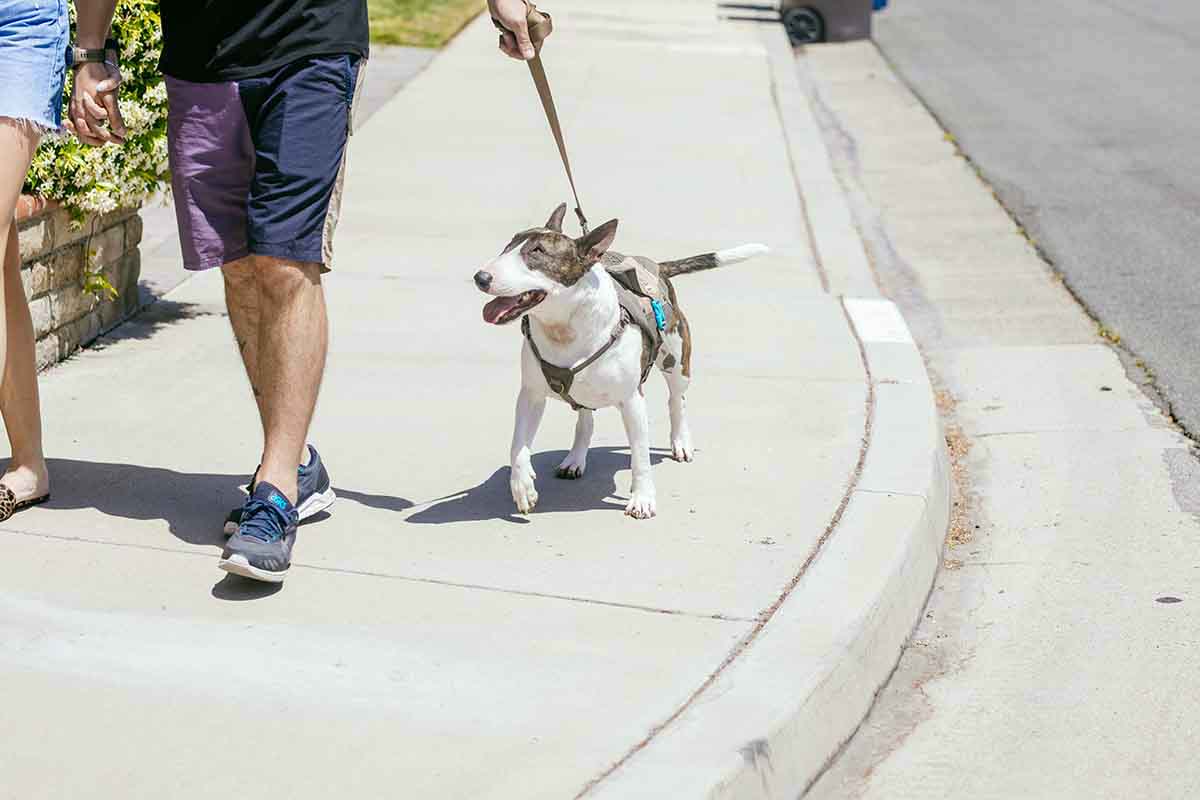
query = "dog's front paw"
(625, 491, 657, 520)
(671, 438, 695, 463)
(511, 468, 539, 514)
(556, 452, 587, 480)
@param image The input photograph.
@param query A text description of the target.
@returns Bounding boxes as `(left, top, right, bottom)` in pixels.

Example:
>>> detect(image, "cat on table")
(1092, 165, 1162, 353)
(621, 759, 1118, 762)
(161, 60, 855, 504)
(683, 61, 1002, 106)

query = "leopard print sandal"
(0, 484, 50, 522)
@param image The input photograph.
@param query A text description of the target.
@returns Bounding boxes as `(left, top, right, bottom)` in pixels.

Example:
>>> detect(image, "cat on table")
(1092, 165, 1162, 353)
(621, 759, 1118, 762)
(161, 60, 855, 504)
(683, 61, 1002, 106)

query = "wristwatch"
(68, 38, 119, 68)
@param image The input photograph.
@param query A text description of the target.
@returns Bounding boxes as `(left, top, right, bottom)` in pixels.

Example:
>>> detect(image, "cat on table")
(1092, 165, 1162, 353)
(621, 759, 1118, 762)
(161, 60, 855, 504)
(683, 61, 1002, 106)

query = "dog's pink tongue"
(483, 296, 522, 324)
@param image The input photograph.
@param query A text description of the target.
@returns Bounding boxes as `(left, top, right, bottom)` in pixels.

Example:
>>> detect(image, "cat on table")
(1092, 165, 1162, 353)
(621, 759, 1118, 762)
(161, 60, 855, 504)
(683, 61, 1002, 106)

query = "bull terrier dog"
(474, 203, 767, 519)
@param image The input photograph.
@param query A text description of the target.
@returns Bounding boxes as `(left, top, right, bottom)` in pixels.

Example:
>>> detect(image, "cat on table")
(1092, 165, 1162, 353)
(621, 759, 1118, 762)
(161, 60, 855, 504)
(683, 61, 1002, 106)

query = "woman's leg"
(0, 119, 49, 499)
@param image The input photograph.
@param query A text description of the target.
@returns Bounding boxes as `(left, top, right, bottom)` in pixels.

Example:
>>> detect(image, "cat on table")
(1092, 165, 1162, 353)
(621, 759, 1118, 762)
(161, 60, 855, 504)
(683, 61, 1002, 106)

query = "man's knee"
(222, 257, 257, 297)
(253, 257, 322, 305)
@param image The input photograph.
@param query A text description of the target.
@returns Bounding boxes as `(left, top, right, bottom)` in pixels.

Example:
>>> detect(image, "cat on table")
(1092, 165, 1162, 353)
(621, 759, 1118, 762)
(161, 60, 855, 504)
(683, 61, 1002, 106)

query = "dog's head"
(475, 204, 619, 325)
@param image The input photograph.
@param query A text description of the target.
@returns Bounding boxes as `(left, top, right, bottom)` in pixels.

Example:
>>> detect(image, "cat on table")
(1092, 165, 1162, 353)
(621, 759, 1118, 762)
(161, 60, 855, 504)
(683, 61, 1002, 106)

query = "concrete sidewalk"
(0, 6, 941, 798)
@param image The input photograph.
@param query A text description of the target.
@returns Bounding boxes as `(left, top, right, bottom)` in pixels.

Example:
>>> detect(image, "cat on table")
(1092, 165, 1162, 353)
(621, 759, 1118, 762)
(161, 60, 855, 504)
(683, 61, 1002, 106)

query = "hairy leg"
(222, 257, 264, 420)
(223, 256, 310, 471)
(556, 408, 593, 479)
(251, 256, 328, 503)
(0, 120, 48, 498)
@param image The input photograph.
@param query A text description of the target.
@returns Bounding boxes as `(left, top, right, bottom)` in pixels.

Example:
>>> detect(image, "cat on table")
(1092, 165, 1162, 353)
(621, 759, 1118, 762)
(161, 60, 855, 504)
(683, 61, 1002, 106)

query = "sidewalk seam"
(577, 30, 949, 800)
(766, 37, 830, 293)
(574, 300, 877, 799)
(0, 526, 754, 622)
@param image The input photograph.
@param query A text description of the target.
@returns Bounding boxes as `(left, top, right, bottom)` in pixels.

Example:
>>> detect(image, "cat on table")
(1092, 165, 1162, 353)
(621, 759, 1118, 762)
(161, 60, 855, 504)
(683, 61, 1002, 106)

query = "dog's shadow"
(407, 446, 673, 525)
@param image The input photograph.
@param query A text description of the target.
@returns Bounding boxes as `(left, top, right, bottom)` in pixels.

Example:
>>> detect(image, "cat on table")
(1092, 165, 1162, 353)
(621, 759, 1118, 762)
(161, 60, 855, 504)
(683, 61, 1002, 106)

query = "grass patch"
(369, 0, 487, 47)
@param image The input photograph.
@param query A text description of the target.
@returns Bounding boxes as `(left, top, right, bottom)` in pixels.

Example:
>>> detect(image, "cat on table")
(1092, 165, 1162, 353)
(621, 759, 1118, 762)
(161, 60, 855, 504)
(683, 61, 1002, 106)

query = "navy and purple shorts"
(165, 54, 365, 272)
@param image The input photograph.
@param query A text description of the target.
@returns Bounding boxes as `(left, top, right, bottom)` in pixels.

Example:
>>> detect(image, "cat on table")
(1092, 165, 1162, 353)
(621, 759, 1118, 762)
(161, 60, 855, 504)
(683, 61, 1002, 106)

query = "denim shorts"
(165, 54, 365, 271)
(0, 0, 68, 131)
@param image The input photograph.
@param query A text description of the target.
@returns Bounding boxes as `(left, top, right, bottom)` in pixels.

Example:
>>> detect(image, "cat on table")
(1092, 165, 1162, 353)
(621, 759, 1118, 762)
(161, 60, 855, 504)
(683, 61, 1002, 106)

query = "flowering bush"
(23, 0, 169, 219)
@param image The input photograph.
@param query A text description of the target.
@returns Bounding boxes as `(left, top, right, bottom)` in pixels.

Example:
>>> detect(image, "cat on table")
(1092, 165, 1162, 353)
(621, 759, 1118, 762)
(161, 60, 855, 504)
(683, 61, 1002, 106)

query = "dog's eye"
(529, 245, 543, 255)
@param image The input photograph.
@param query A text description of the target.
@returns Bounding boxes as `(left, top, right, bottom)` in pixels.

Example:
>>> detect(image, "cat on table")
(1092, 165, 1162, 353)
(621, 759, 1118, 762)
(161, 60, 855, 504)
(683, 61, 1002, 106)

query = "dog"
(474, 203, 767, 519)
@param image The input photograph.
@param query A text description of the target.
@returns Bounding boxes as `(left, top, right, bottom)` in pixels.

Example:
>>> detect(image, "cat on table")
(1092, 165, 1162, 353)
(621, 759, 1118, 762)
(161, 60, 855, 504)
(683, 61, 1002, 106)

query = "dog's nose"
(474, 270, 493, 290)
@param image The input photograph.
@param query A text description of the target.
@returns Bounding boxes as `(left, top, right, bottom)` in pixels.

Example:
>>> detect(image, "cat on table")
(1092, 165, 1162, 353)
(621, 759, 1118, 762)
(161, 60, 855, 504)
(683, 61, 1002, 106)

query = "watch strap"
(69, 38, 119, 68)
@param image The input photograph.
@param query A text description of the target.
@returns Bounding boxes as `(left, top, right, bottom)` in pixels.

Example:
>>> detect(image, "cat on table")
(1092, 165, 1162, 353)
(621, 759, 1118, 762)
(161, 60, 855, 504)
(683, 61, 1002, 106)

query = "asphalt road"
(874, 0, 1200, 433)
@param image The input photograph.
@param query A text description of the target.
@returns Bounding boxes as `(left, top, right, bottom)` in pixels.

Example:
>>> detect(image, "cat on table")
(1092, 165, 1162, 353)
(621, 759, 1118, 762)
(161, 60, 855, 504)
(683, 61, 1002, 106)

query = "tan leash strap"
(526, 54, 588, 235)
(494, 3, 589, 234)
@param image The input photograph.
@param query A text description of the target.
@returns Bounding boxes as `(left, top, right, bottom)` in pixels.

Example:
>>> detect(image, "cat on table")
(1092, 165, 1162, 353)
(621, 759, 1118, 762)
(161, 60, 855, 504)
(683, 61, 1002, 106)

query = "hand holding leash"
(490, 0, 552, 60)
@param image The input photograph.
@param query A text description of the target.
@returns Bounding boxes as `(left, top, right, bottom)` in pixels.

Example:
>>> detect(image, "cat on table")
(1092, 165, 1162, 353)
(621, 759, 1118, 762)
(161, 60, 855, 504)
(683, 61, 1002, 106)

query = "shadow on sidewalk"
(99, 298, 223, 346)
(406, 447, 671, 525)
(39, 458, 412, 547)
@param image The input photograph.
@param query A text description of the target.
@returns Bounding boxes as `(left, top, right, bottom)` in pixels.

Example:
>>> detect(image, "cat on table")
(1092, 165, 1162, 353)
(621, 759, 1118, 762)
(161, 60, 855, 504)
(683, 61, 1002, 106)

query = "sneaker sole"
(222, 487, 336, 537)
(218, 553, 289, 584)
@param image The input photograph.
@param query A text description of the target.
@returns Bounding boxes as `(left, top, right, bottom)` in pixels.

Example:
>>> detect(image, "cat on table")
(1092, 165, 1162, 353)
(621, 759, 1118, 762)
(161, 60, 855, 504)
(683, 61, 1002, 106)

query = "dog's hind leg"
(664, 368, 694, 462)
(556, 409, 593, 479)
(659, 326, 695, 462)
(510, 387, 547, 514)
(619, 391, 657, 519)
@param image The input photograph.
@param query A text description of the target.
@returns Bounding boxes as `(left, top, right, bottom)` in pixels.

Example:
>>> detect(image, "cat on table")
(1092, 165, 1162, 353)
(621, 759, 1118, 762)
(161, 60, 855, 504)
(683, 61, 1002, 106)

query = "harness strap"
(522, 311, 631, 410)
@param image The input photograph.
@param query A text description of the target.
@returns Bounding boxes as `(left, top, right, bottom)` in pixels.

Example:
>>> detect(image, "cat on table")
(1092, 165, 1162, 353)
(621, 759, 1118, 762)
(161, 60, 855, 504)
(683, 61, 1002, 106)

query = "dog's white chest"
(521, 327, 644, 409)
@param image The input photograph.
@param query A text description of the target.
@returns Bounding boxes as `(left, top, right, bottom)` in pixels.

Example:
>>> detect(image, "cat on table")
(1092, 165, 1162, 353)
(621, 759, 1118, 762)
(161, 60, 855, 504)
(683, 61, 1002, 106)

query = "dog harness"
(522, 252, 674, 411)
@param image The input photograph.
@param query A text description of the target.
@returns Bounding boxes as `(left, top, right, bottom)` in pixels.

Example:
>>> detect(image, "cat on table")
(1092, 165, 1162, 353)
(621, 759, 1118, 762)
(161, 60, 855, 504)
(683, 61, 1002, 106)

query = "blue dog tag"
(650, 299, 666, 331)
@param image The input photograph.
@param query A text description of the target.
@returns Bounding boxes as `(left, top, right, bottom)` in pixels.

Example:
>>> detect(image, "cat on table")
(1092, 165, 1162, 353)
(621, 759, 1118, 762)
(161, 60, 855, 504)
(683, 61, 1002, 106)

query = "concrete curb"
(585, 296, 948, 800)
(760, 27, 877, 298)
(582, 29, 950, 800)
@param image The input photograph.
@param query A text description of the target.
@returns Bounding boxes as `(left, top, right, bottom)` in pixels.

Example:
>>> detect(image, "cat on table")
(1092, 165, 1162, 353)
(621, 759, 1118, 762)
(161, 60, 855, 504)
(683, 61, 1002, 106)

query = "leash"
(493, 2, 590, 235)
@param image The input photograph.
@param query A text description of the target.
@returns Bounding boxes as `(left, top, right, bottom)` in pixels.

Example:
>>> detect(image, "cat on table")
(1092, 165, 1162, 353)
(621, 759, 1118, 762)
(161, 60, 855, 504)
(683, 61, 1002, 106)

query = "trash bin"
(780, 0, 874, 44)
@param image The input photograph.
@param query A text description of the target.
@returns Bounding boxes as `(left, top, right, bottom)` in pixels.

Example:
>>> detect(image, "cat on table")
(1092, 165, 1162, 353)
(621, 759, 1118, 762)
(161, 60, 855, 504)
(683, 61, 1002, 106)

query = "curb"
(583, 29, 950, 800)
(586, 297, 948, 800)
(760, 27, 877, 298)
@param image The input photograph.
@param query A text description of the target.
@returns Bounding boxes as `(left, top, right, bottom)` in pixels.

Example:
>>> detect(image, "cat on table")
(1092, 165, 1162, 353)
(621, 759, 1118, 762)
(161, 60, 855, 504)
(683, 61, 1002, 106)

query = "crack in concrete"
(768, 42, 831, 294)
(0, 526, 755, 623)
(572, 300, 877, 798)
(792, 43, 989, 798)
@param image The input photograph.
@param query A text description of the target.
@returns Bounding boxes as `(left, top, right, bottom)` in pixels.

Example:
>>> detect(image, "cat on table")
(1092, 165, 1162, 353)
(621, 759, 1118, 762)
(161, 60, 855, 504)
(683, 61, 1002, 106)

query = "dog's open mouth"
(482, 290, 547, 325)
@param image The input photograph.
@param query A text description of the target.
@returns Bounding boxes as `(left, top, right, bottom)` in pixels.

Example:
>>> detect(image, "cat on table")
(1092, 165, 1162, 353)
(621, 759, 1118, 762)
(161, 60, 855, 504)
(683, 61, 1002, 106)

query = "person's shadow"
(406, 446, 672, 525)
(35, 458, 413, 600)
(32, 448, 665, 597)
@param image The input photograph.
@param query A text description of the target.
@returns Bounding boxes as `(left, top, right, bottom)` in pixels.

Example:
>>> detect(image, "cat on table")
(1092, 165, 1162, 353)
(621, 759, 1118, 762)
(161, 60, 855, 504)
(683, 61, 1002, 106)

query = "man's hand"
(66, 61, 126, 146)
(489, 0, 537, 60)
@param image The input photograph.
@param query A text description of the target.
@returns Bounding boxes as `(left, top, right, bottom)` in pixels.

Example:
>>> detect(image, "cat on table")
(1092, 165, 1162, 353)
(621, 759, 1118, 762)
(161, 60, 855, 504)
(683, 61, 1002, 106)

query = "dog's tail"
(660, 243, 769, 278)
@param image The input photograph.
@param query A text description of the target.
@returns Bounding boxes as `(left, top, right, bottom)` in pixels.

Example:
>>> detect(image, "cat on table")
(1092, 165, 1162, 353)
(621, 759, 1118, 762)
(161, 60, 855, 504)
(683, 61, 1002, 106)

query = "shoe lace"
(238, 498, 291, 543)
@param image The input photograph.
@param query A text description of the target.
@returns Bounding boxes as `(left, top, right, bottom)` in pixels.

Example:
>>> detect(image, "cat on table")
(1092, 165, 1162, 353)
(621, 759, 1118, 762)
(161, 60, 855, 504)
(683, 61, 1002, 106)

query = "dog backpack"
(602, 251, 674, 383)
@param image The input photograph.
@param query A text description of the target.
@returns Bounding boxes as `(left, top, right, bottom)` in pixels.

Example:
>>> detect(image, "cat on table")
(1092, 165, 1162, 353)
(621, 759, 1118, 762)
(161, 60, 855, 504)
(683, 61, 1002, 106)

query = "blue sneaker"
(219, 481, 299, 583)
(223, 445, 335, 536)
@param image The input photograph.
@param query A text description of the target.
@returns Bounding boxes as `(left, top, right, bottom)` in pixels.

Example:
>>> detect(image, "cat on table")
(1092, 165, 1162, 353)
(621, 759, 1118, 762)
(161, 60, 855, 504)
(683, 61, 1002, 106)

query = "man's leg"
(251, 256, 328, 504)
(222, 257, 265, 418)
(220, 54, 357, 581)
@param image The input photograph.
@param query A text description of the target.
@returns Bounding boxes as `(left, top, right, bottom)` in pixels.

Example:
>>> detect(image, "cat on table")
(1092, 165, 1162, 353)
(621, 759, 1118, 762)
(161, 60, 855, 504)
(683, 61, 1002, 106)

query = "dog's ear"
(545, 203, 568, 233)
(577, 219, 619, 265)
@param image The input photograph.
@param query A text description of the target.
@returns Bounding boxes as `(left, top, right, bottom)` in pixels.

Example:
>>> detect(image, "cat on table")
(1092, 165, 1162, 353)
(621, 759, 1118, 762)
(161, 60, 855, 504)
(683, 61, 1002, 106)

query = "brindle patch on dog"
(501, 220, 618, 288)
(661, 276, 693, 377)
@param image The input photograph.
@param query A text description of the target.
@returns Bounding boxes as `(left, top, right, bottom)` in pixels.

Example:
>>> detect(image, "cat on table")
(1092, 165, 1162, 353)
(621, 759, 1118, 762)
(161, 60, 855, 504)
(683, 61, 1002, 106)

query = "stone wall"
(15, 197, 143, 370)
